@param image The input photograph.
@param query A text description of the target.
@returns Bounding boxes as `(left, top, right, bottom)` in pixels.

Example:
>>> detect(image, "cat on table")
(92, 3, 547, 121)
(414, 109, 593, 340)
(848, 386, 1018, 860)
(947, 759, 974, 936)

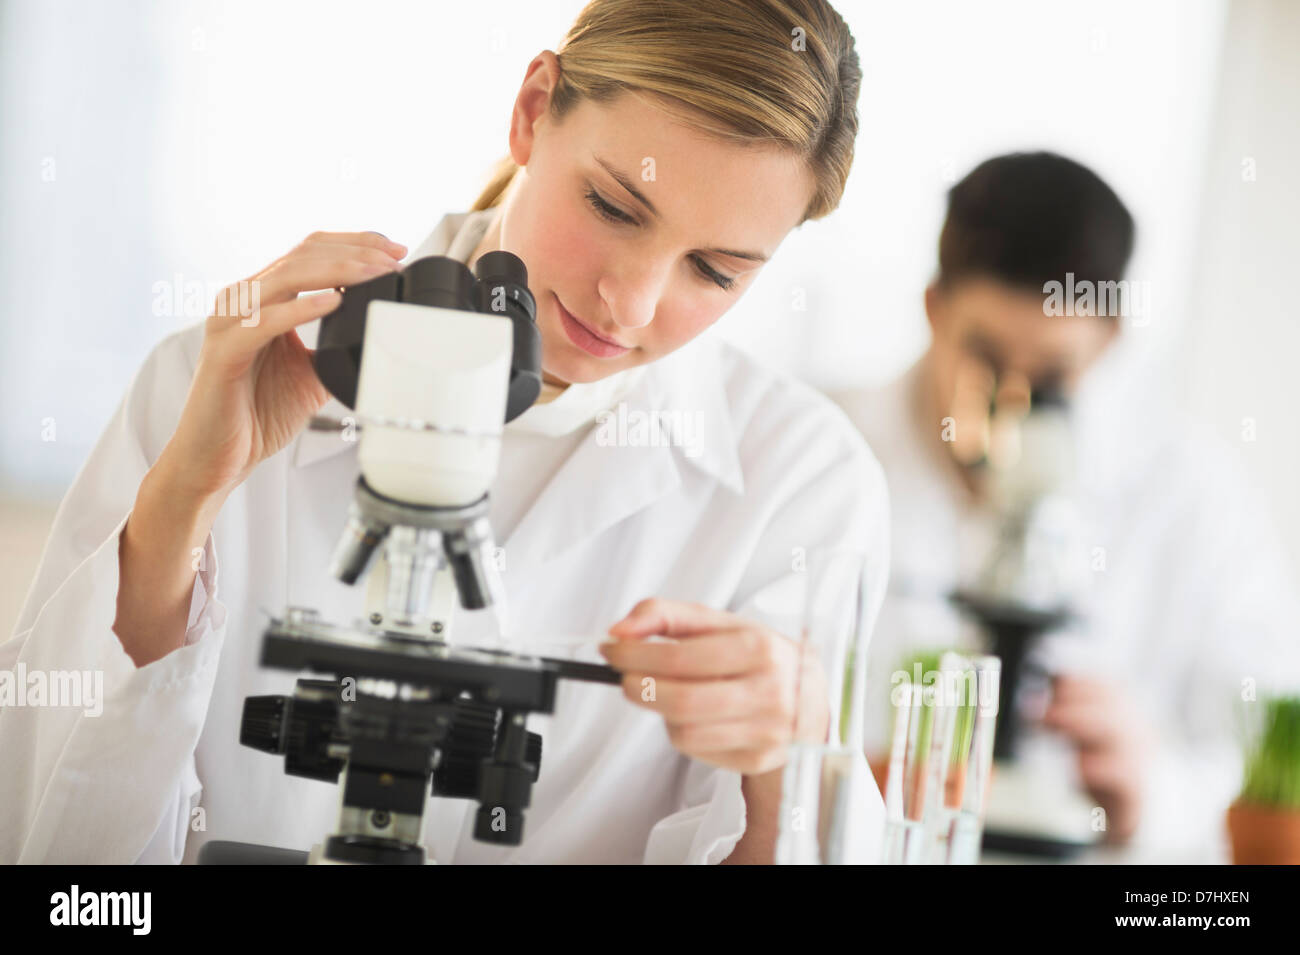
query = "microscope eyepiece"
(473, 249, 529, 289)
(472, 251, 541, 421)
(312, 249, 542, 421)
(401, 256, 478, 311)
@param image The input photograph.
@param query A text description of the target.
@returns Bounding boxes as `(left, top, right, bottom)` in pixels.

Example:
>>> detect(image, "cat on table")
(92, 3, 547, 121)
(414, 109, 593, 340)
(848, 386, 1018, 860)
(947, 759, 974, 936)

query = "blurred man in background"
(833, 152, 1300, 855)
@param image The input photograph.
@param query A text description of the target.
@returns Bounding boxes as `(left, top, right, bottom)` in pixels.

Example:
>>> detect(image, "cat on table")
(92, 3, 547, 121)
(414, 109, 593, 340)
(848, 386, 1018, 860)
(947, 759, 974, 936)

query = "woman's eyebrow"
(594, 155, 770, 264)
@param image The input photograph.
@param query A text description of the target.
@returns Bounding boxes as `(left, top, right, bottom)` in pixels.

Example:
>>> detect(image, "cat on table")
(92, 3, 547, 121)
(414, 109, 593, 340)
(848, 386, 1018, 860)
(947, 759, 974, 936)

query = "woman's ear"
(924, 282, 944, 335)
(508, 51, 561, 167)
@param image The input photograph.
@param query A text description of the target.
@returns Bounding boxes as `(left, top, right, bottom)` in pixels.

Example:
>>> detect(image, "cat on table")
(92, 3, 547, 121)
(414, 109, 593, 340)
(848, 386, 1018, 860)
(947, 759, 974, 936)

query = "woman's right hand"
(156, 230, 408, 504)
(114, 231, 407, 666)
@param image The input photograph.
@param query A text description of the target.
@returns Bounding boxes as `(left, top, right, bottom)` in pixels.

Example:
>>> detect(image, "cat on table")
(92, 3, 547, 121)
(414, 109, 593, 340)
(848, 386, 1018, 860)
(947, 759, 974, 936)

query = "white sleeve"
(0, 325, 229, 864)
(642, 405, 891, 864)
(642, 764, 748, 865)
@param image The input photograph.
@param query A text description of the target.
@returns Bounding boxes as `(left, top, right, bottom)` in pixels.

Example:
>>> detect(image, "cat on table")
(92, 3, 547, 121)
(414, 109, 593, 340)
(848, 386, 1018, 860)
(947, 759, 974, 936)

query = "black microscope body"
(199, 250, 620, 865)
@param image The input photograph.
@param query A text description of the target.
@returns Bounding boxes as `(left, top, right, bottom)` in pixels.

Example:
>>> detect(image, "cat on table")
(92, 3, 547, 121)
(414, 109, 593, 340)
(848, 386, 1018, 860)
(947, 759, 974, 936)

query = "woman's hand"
(600, 598, 830, 775)
(157, 230, 408, 503)
(114, 230, 405, 668)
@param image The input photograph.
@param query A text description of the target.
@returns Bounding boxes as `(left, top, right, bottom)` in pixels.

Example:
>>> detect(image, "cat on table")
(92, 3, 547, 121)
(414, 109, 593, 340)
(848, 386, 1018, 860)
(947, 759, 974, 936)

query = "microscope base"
(981, 762, 1100, 859)
(197, 840, 309, 865)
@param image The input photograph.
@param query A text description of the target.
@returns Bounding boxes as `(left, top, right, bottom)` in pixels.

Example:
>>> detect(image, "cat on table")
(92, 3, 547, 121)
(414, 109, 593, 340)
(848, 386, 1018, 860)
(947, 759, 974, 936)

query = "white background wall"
(1178, 0, 1300, 586)
(3, 0, 1296, 634)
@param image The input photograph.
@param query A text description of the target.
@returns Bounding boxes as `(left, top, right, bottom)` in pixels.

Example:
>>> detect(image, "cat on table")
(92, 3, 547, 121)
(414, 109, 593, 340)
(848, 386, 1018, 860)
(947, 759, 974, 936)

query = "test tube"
(944, 655, 1001, 864)
(882, 653, 1001, 864)
(882, 679, 943, 864)
(926, 652, 974, 863)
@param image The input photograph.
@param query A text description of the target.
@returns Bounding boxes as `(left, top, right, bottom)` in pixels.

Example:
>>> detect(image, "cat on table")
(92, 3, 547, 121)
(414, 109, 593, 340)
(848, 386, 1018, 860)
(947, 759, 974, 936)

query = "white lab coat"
(831, 353, 1300, 853)
(0, 209, 890, 864)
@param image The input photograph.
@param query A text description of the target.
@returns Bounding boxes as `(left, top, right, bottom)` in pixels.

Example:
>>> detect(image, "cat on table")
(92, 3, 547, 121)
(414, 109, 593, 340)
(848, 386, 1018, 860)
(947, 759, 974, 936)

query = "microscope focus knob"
(240, 695, 290, 754)
(473, 761, 532, 846)
(432, 700, 498, 799)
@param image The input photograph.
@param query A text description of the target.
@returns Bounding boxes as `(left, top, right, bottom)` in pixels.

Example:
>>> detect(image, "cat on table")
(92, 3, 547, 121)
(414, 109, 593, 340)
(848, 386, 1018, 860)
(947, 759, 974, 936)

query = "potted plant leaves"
(1227, 694, 1300, 865)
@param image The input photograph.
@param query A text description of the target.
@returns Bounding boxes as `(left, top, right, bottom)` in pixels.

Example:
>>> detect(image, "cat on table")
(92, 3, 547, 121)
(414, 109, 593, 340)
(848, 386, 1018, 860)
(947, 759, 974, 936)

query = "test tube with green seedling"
(881, 649, 1000, 864)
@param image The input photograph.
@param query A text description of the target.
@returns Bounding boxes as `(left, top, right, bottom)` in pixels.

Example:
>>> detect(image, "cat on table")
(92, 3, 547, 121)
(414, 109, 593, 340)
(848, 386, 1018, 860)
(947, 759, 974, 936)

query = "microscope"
(946, 367, 1098, 857)
(199, 250, 621, 865)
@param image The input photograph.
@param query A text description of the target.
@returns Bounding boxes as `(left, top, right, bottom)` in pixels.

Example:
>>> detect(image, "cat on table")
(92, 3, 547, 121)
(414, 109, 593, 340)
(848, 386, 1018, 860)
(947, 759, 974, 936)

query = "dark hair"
(936, 151, 1135, 303)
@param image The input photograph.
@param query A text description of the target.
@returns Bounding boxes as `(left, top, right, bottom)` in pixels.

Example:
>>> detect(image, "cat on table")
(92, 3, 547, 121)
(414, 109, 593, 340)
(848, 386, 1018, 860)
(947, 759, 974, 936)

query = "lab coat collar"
(498, 335, 744, 569)
(290, 350, 742, 582)
(291, 340, 744, 572)
(291, 336, 744, 485)
(637, 333, 745, 495)
(408, 208, 498, 264)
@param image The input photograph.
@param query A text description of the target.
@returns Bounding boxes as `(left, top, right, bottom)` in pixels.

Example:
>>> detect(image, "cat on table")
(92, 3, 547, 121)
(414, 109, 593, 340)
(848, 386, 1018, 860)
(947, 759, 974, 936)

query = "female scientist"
(0, 0, 888, 864)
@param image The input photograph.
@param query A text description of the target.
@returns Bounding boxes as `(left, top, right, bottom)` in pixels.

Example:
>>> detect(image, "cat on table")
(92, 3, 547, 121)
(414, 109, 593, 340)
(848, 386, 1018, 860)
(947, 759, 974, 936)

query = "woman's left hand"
(600, 598, 830, 775)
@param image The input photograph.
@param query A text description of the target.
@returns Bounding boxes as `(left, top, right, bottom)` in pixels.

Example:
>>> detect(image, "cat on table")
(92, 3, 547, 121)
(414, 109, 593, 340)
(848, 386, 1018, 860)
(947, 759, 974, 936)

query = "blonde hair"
(470, 0, 861, 224)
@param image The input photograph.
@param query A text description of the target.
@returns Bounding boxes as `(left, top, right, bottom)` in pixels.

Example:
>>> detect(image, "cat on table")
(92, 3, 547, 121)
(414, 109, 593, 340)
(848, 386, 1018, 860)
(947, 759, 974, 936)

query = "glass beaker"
(775, 547, 886, 865)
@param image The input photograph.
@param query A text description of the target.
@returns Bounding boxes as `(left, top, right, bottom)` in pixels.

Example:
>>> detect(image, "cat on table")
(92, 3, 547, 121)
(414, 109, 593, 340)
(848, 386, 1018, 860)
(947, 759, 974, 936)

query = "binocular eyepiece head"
(313, 250, 542, 421)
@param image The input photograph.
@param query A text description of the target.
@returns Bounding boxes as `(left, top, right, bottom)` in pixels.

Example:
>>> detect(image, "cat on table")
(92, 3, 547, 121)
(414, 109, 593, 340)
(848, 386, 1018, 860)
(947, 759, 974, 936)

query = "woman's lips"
(555, 294, 630, 359)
